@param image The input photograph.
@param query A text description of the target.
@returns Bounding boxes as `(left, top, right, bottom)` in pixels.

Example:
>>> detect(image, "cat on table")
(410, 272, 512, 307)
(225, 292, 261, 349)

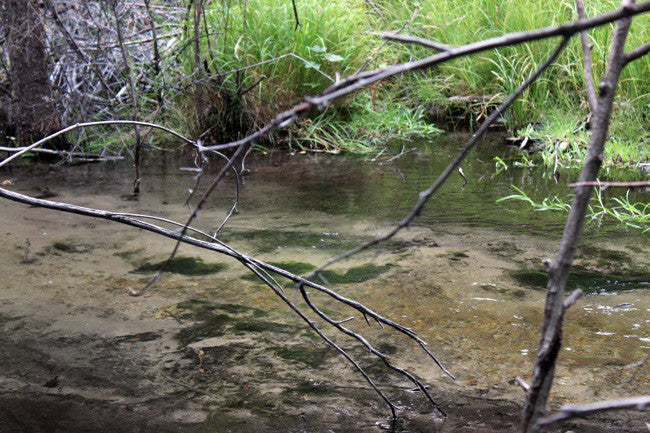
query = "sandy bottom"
(0, 155, 647, 432)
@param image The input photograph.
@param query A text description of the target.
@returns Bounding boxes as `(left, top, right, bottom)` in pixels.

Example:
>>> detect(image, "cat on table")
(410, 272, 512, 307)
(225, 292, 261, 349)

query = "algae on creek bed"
(174, 301, 297, 345)
(132, 256, 228, 276)
(241, 261, 394, 285)
(511, 266, 650, 294)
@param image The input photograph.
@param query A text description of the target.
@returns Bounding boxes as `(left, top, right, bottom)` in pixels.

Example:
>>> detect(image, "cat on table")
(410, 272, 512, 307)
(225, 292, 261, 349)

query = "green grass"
(163, 0, 648, 160)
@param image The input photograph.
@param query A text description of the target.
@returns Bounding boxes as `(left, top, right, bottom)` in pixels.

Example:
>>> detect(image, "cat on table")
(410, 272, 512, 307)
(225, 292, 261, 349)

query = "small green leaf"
(323, 53, 344, 62)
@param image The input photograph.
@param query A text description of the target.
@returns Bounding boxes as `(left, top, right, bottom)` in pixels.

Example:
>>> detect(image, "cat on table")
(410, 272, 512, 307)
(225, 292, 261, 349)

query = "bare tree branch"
(574, 0, 598, 112)
(522, 8, 635, 432)
(306, 37, 569, 278)
(568, 180, 650, 188)
(0, 120, 194, 169)
(537, 396, 650, 427)
(625, 40, 650, 63)
(379, 32, 451, 52)
(291, 0, 300, 30)
(0, 146, 123, 161)
(0, 184, 452, 415)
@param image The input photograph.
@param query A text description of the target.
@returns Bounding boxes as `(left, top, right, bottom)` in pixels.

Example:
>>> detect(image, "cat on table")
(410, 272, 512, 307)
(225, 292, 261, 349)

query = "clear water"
(0, 134, 647, 432)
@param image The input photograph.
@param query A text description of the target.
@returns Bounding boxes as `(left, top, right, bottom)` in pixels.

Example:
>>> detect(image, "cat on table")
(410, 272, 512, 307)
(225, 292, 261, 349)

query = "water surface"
(0, 134, 647, 432)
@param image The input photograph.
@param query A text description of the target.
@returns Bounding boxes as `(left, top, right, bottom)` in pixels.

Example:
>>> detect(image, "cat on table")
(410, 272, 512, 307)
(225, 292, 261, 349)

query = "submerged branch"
(537, 396, 650, 427)
(568, 180, 650, 188)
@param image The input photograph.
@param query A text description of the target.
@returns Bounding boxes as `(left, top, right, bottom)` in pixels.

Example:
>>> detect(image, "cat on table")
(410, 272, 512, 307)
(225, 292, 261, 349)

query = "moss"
(175, 301, 295, 345)
(480, 284, 509, 294)
(319, 263, 394, 284)
(51, 241, 87, 253)
(231, 317, 294, 334)
(132, 256, 227, 276)
(272, 344, 334, 368)
(376, 342, 398, 355)
(511, 266, 649, 294)
(114, 250, 141, 260)
(625, 245, 645, 254)
(487, 242, 524, 259)
(241, 261, 316, 282)
(439, 251, 469, 261)
(578, 245, 631, 264)
(215, 303, 268, 317)
(176, 313, 233, 344)
(267, 261, 317, 275)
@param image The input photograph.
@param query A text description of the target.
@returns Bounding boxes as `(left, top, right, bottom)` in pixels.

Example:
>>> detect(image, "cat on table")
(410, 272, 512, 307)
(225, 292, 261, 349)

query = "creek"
(0, 133, 647, 432)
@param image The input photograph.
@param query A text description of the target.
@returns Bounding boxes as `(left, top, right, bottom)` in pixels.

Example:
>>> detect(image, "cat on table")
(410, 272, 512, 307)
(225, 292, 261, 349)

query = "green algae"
(240, 261, 316, 282)
(51, 241, 88, 253)
(132, 256, 227, 276)
(511, 266, 650, 294)
(272, 344, 334, 368)
(174, 301, 294, 345)
(319, 263, 394, 284)
(241, 262, 393, 285)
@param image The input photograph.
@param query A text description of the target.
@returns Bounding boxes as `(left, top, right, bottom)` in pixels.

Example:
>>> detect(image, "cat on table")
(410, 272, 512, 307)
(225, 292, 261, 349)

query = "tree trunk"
(4, 0, 65, 149)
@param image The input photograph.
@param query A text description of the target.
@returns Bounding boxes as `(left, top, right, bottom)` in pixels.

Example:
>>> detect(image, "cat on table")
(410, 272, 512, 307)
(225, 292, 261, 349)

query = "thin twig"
(380, 32, 451, 52)
(0, 120, 194, 168)
(574, 0, 598, 112)
(624, 41, 650, 64)
(298, 283, 448, 416)
(291, 0, 300, 29)
(111, 1, 142, 195)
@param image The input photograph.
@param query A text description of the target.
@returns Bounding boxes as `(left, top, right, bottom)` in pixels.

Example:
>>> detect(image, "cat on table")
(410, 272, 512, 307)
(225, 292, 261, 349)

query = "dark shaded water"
(0, 133, 648, 432)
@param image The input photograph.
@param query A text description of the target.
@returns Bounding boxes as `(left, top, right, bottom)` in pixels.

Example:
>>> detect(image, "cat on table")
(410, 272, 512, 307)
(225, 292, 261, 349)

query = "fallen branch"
(0, 146, 123, 161)
(537, 396, 650, 427)
(568, 180, 650, 188)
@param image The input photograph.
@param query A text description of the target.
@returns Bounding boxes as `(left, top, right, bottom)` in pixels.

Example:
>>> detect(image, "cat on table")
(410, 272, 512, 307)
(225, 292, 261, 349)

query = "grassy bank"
(173, 0, 648, 163)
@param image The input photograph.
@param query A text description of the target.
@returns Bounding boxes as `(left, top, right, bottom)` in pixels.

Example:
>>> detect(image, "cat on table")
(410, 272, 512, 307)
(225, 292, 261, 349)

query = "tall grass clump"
(174, 0, 425, 147)
(375, 0, 648, 163)
(170, 0, 647, 158)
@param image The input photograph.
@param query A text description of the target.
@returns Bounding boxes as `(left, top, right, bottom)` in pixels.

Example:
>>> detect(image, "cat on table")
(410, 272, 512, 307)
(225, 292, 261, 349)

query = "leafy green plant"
(497, 185, 650, 232)
(496, 185, 572, 212)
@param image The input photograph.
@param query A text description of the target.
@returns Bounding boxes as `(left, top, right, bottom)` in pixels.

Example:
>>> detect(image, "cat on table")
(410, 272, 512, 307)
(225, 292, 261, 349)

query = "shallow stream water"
(0, 134, 648, 432)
